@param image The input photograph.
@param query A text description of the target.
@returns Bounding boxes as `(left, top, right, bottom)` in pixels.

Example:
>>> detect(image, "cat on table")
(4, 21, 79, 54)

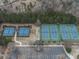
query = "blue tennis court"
(70, 32, 79, 40)
(40, 24, 60, 41)
(18, 27, 30, 37)
(60, 24, 70, 40)
(50, 25, 58, 33)
(61, 32, 71, 40)
(69, 25, 79, 40)
(50, 25, 60, 41)
(60, 24, 69, 33)
(41, 33, 50, 41)
(40, 24, 79, 41)
(40, 24, 49, 33)
(68, 24, 78, 33)
(3, 27, 15, 36)
(60, 24, 79, 41)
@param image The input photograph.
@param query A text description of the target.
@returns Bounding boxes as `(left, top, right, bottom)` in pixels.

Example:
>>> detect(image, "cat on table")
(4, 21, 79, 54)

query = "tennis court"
(40, 24, 60, 41)
(18, 27, 30, 37)
(3, 27, 15, 36)
(60, 24, 71, 40)
(40, 24, 79, 41)
(60, 24, 79, 41)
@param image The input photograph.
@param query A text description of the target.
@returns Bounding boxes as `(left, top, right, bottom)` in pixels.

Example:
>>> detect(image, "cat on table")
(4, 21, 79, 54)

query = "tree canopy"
(0, 10, 77, 24)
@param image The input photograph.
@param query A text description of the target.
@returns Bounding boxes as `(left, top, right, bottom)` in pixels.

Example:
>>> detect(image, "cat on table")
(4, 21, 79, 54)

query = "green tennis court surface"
(40, 24, 79, 41)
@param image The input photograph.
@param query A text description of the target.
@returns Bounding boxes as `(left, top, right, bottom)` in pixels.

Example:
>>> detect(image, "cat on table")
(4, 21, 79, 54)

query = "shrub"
(66, 47, 72, 53)
(77, 55, 79, 59)
(3, 37, 12, 46)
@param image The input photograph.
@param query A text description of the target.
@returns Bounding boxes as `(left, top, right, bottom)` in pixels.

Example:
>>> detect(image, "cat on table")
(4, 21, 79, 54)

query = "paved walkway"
(71, 46, 79, 59)
(13, 32, 22, 46)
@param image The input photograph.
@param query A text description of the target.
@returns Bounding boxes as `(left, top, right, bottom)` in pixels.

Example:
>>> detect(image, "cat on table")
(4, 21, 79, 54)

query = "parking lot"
(6, 46, 70, 59)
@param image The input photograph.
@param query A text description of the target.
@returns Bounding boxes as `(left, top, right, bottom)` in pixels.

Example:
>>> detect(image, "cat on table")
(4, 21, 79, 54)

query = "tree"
(66, 47, 72, 53)
(33, 40, 44, 52)
(33, 40, 44, 45)
(3, 37, 12, 46)
(77, 55, 79, 59)
(0, 10, 77, 24)
(35, 19, 41, 26)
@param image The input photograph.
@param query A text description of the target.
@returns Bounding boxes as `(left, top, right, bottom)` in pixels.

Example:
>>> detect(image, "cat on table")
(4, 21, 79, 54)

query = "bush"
(77, 55, 79, 59)
(66, 47, 72, 53)
(3, 37, 12, 46)
(33, 40, 44, 45)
